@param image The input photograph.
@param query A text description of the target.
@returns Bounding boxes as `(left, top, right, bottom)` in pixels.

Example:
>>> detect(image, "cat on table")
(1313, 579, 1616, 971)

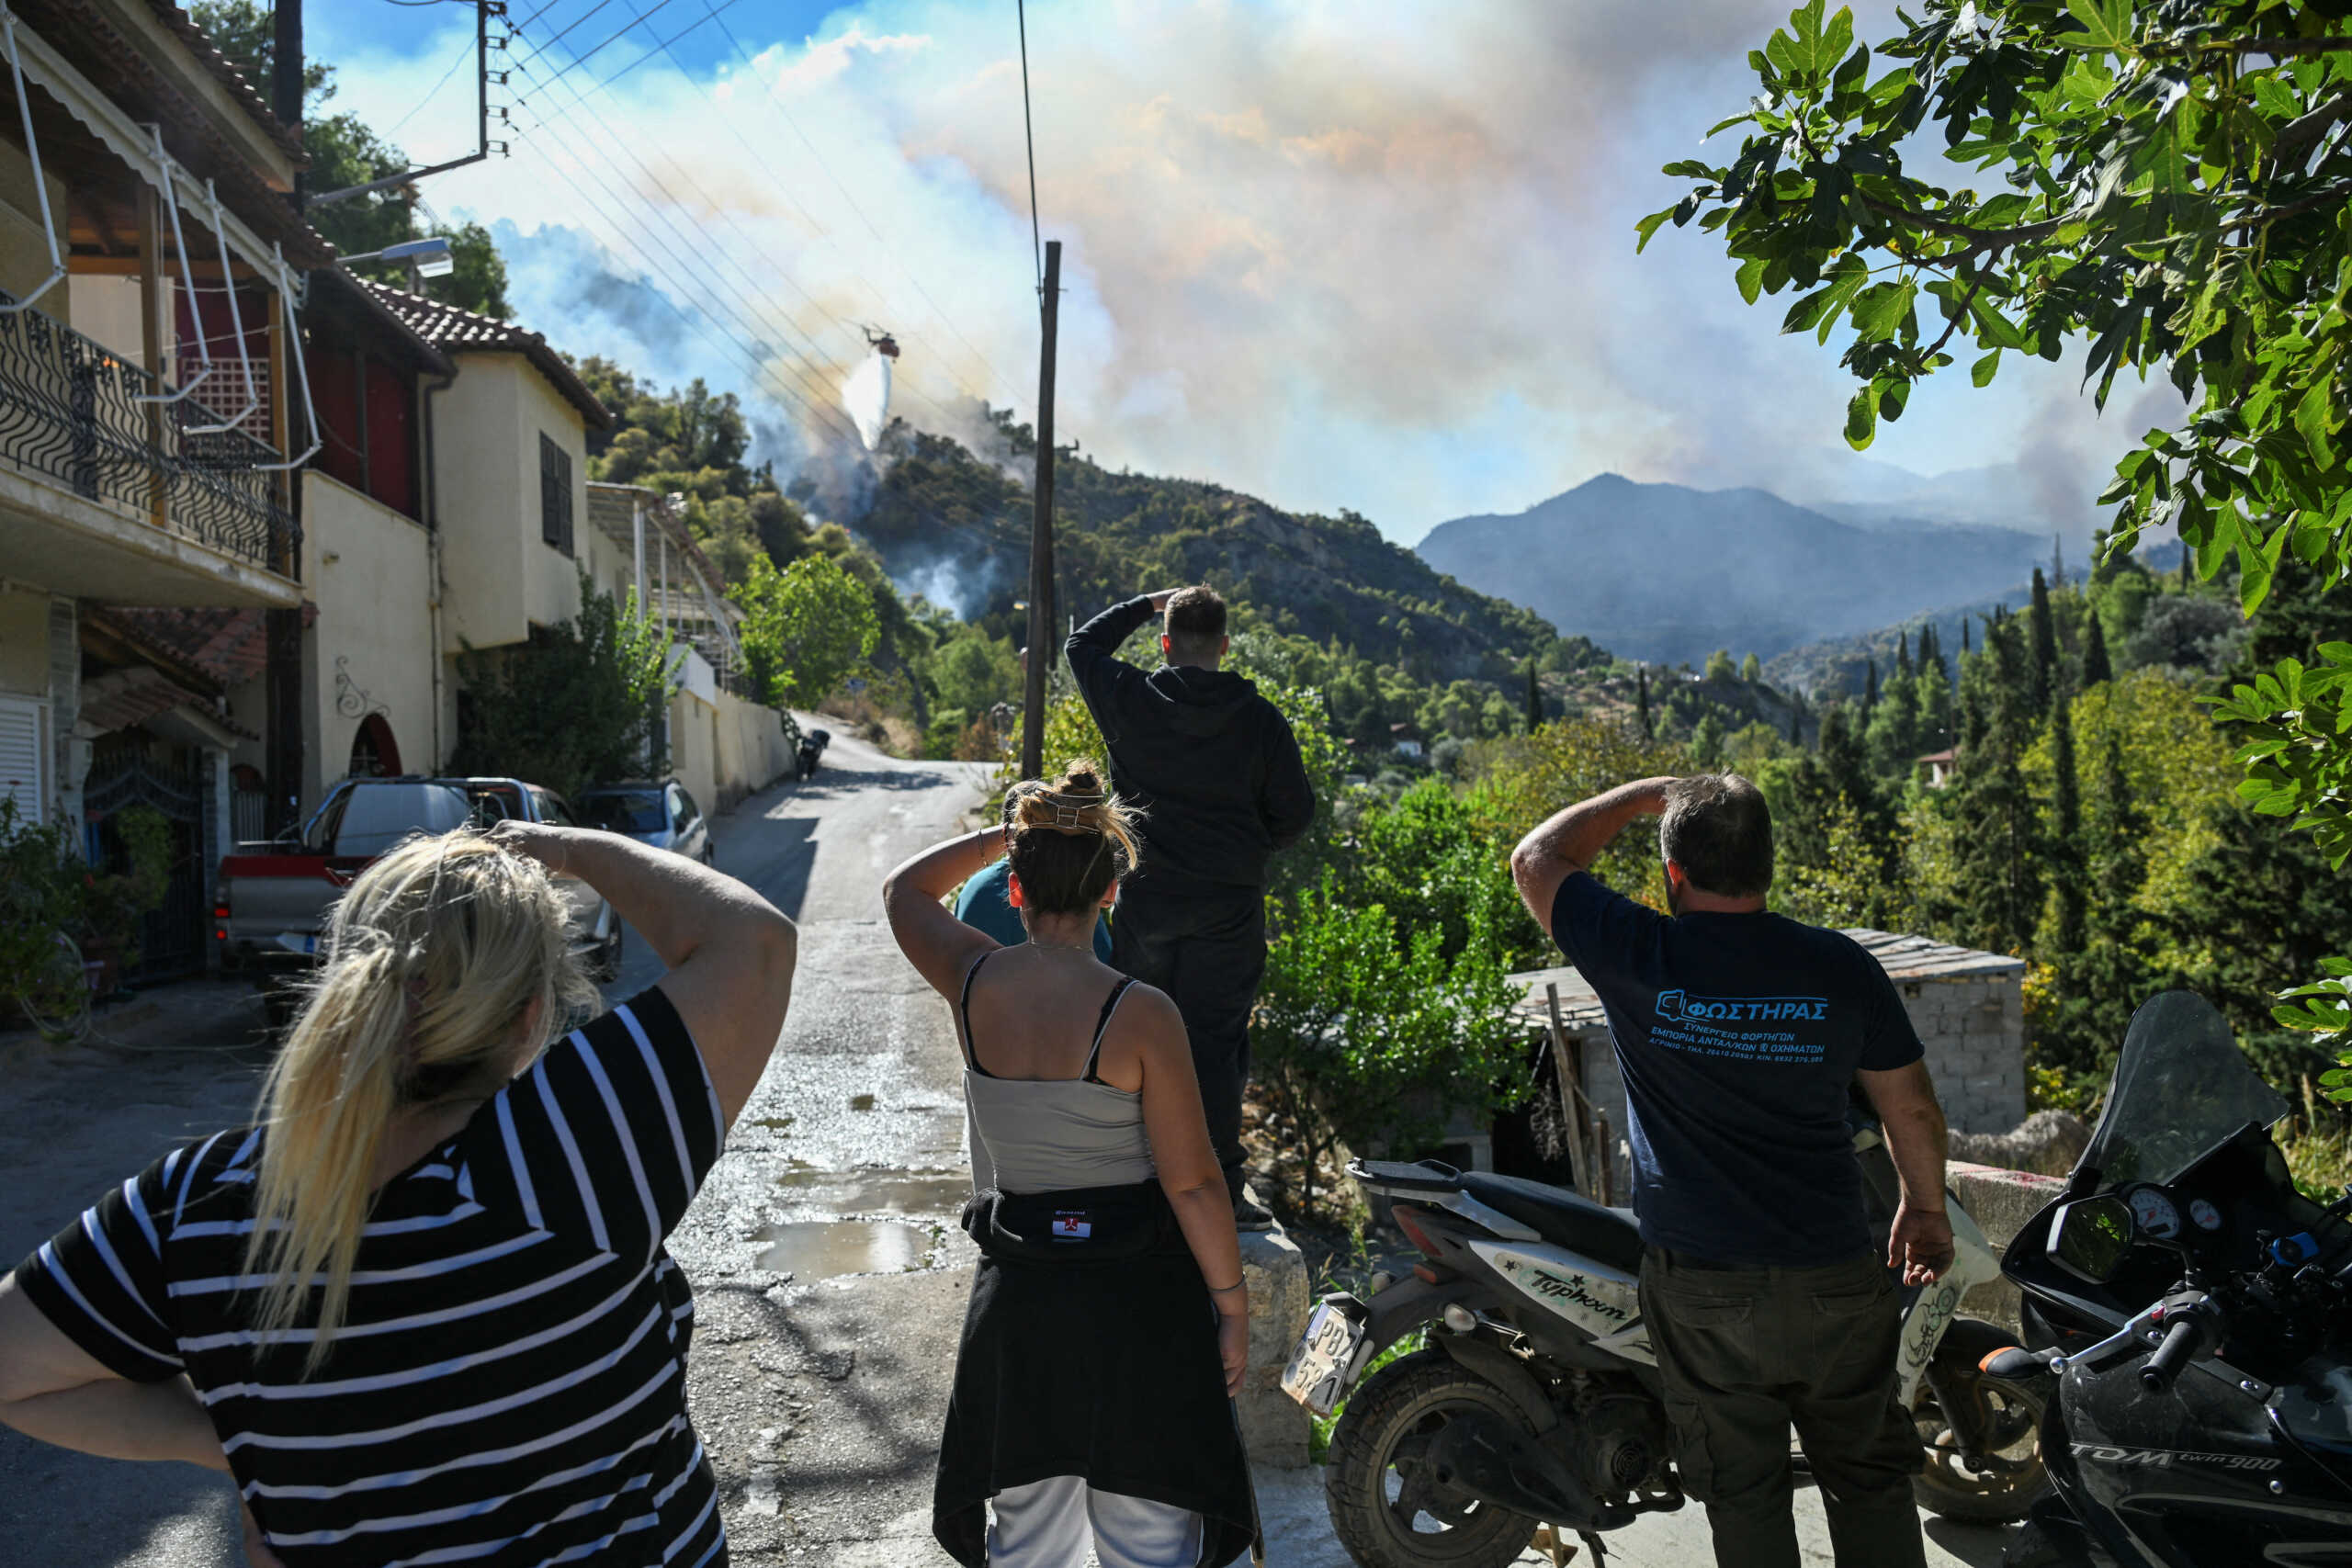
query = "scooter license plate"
(1281, 1301, 1368, 1416)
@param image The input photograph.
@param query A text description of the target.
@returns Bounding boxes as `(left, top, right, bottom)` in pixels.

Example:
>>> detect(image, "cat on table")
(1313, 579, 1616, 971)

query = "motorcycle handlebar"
(2141, 1314, 2204, 1393)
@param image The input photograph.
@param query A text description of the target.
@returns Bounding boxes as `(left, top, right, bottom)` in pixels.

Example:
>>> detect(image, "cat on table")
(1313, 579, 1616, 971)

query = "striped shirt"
(13, 988, 728, 1568)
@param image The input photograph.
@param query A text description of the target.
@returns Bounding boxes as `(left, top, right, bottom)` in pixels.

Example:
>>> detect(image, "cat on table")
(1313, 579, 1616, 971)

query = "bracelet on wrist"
(1208, 1279, 1246, 1295)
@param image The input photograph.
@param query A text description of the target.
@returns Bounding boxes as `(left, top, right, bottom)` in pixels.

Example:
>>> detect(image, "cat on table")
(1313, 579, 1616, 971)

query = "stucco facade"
(434, 354, 591, 656)
(300, 473, 438, 803)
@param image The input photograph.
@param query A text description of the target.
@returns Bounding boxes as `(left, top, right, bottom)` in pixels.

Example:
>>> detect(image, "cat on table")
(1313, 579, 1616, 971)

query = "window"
(0, 694, 49, 825)
(539, 433, 573, 556)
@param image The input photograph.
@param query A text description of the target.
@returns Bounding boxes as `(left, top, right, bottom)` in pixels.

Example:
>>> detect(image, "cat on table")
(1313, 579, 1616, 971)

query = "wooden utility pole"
(1019, 239, 1062, 780)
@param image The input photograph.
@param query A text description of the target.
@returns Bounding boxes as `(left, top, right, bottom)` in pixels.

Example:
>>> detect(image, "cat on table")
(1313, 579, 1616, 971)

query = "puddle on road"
(774, 1168, 971, 1214)
(754, 1220, 935, 1279)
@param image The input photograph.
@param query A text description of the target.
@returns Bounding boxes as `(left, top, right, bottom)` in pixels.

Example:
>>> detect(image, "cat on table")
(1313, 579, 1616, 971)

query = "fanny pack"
(961, 1179, 1174, 1266)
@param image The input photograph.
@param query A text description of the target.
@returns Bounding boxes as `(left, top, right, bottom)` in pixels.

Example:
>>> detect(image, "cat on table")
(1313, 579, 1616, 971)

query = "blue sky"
(308, 1, 2169, 547)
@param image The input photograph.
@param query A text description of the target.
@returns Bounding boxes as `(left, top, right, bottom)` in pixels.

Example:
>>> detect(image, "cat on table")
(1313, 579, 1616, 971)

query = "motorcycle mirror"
(2050, 1194, 2136, 1285)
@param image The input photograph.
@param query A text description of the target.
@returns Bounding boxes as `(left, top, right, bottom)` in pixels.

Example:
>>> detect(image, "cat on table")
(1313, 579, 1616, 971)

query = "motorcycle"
(1978, 991, 2352, 1566)
(797, 726, 831, 780)
(1286, 1112, 2046, 1567)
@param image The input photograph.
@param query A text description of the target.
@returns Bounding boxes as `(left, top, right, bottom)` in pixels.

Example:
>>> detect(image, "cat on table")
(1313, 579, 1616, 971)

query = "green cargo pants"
(1639, 1247, 1926, 1568)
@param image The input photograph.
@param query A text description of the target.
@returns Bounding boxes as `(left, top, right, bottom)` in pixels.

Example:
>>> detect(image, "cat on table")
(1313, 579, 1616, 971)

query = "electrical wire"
(592, 0, 746, 90)
(525, 0, 684, 91)
(503, 51, 887, 440)
(384, 28, 480, 139)
(506, 13, 976, 430)
(1017, 0, 1041, 294)
(703, 5, 1017, 397)
(503, 85, 869, 446)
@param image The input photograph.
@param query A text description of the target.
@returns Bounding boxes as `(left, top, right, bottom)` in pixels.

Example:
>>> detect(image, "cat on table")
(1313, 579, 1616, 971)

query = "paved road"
(0, 728, 2020, 1566)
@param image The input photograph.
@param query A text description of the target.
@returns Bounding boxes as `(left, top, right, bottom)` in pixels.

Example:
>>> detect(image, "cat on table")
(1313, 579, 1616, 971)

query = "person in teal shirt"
(953, 858, 1113, 959)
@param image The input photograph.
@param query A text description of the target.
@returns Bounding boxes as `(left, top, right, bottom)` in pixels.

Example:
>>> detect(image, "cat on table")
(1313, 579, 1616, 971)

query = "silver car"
(576, 780, 713, 865)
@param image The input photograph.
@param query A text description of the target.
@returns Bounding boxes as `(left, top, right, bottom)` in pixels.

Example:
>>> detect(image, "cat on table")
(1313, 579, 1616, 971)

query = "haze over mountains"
(1415, 474, 2051, 670)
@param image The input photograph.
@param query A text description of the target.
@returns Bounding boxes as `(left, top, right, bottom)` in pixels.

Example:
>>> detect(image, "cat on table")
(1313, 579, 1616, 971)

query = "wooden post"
(135, 180, 167, 530)
(1593, 1110, 1613, 1207)
(1018, 239, 1062, 781)
(1543, 983, 1591, 1198)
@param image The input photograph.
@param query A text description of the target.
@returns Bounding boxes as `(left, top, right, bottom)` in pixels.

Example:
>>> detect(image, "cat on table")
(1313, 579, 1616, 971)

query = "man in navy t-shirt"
(1510, 773, 1950, 1568)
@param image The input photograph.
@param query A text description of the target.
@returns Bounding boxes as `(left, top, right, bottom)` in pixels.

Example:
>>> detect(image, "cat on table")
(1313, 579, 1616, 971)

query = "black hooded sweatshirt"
(1066, 595, 1316, 892)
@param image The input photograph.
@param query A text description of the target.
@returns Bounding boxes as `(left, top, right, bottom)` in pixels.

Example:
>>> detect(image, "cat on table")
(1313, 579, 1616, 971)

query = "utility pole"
(265, 0, 305, 833)
(1019, 239, 1062, 780)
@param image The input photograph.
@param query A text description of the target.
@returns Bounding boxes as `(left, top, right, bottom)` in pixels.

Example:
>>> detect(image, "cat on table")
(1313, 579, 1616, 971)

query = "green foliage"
(1253, 872, 1527, 1205)
(84, 806, 174, 967)
(194, 1, 511, 320)
(1740, 651, 1763, 682)
(0, 798, 90, 1023)
(1462, 719, 1690, 918)
(737, 554, 883, 712)
(1657, 0, 2352, 1098)
(1704, 648, 1736, 681)
(450, 575, 675, 799)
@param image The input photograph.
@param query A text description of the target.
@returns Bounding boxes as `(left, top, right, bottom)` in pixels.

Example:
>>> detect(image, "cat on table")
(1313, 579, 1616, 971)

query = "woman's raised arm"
(883, 826, 1007, 998)
(491, 821, 795, 1129)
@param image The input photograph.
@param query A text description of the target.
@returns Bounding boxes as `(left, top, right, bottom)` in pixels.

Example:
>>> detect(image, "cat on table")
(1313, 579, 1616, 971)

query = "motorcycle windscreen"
(2080, 992, 2287, 1189)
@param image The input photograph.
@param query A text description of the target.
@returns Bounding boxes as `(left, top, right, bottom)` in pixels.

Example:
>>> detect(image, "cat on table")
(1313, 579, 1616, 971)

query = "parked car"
(575, 780, 712, 864)
(215, 776, 623, 1025)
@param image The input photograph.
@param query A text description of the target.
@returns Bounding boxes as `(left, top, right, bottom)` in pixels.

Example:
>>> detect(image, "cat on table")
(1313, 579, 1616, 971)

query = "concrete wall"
(434, 355, 589, 655)
(666, 686, 796, 816)
(0, 583, 50, 697)
(300, 473, 437, 807)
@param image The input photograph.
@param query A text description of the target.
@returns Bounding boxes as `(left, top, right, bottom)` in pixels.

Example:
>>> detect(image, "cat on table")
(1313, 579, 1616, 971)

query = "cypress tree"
(1525, 660, 1542, 735)
(1917, 622, 1940, 682)
(1864, 657, 1880, 711)
(1962, 617, 1972, 654)
(2049, 672, 2085, 955)
(1896, 629, 1913, 678)
(2082, 610, 2113, 686)
(1637, 666, 1651, 739)
(1946, 619, 2042, 955)
(2028, 567, 2057, 716)
(1788, 689, 1804, 745)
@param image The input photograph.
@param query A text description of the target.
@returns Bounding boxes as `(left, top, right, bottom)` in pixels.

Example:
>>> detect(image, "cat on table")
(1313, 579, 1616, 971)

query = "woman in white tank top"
(884, 765, 1255, 1568)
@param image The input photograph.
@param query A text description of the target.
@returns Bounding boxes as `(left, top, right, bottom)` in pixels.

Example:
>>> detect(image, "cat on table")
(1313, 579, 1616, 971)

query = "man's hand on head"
(1146, 590, 1180, 613)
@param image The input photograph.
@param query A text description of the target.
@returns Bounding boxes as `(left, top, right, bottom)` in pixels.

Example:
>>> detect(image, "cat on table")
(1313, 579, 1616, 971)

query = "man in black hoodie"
(1067, 585, 1316, 1228)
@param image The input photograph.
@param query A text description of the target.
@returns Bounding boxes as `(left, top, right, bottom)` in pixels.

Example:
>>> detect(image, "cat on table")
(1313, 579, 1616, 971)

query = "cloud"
(332, 1, 2153, 542)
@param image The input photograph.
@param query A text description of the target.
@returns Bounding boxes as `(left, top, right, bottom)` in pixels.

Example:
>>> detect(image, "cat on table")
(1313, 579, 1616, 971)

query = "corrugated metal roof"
(1508, 929, 2024, 1033)
(360, 282, 614, 429)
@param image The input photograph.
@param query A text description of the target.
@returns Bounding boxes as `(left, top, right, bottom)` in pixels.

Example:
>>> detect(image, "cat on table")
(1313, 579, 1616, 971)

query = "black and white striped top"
(13, 988, 728, 1568)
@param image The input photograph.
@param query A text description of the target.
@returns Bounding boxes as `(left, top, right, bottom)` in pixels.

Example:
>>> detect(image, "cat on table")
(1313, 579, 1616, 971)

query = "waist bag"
(961, 1179, 1175, 1266)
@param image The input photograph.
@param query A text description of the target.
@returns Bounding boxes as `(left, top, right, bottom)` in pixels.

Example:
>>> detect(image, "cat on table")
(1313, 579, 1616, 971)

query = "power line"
(592, 0, 746, 90)
(503, 44, 908, 434)
(1016, 0, 1041, 293)
(528, 0, 685, 91)
(384, 28, 480, 138)
(506, 12, 978, 429)
(503, 52, 872, 444)
(702, 6, 1017, 399)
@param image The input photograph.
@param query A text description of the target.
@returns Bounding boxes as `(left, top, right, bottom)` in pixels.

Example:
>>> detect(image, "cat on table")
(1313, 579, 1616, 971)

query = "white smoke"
(842, 349, 893, 451)
(330, 0, 2142, 542)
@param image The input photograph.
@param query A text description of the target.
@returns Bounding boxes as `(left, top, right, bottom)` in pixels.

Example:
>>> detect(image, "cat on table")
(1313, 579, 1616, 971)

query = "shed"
(1505, 930, 2026, 1199)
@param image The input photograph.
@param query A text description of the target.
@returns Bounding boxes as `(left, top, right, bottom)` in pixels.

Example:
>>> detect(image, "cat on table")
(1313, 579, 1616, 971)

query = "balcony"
(0, 289, 301, 607)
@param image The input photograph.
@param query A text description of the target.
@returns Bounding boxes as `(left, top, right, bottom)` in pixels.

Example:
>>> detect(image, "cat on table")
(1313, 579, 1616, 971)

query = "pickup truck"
(215, 776, 622, 1023)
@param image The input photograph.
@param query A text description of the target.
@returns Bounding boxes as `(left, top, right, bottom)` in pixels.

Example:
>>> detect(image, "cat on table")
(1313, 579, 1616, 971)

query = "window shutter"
(0, 694, 49, 825)
(539, 434, 574, 557)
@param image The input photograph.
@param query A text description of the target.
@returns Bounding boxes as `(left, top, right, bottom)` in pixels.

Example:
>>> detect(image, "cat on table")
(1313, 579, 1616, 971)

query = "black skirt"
(932, 1181, 1259, 1567)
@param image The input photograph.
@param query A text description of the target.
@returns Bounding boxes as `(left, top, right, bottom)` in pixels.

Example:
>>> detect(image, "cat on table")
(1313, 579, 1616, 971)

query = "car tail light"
(1393, 1203, 1439, 1256)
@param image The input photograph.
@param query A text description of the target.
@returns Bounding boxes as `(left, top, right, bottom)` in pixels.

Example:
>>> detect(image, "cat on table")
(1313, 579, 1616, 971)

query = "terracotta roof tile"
(141, 1, 305, 158)
(360, 282, 614, 429)
(99, 605, 271, 687)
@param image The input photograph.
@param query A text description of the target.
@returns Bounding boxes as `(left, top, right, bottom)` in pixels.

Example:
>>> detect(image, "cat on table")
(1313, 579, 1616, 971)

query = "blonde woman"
(884, 765, 1256, 1568)
(0, 820, 794, 1566)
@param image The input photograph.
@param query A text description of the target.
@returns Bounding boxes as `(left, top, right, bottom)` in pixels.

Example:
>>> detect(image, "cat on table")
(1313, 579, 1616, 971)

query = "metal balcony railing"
(0, 290, 299, 579)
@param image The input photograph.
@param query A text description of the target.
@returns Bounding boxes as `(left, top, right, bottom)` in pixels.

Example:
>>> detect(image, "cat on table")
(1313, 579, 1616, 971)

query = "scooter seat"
(1459, 1173, 1645, 1276)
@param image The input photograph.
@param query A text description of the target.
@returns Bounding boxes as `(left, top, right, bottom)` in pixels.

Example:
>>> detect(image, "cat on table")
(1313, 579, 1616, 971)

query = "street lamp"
(339, 237, 456, 282)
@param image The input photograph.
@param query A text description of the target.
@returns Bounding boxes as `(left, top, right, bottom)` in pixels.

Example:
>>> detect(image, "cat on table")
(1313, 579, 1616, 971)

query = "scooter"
(797, 727, 831, 780)
(1978, 991, 2352, 1565)
(1287, 1113, 2045, 1567)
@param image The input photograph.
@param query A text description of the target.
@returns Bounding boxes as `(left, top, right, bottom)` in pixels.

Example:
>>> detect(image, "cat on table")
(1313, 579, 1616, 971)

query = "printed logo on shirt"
(1052, 1212, 1092, 1240)
(1657, 990, 1828, 1023)
(1648, 989, 1833, 1065)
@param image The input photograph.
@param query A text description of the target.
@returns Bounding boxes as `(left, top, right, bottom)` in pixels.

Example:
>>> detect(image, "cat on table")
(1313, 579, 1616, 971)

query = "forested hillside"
(856, 417, 1555, 682)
